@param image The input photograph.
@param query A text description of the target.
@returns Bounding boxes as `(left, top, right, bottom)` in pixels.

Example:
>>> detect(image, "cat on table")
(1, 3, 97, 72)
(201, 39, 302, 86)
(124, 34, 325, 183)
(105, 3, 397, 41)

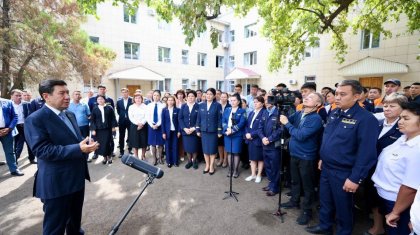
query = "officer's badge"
(342, 118, 357, 125)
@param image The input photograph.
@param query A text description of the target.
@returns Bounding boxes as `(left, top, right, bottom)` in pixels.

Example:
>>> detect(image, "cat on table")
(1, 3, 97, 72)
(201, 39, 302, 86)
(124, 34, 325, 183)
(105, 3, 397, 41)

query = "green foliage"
(77, 0, 420, 72)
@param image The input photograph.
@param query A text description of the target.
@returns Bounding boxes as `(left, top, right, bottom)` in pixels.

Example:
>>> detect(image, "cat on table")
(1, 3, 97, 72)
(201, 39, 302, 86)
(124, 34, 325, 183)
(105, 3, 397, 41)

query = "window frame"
(158, 47, 171, 63)
(124, 41, 140, 60)
(244, 51, 257, 66)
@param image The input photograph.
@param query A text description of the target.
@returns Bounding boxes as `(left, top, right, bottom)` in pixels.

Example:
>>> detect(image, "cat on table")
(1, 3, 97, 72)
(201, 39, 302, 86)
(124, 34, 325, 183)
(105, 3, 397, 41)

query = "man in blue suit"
(24, 80, 99, 235)
(0, 96, 23, 176)
(116, 88, 132, 157)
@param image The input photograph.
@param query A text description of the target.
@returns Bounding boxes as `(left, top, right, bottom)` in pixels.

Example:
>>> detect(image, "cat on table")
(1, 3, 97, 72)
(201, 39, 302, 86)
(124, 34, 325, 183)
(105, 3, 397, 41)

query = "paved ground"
(0, 142, 369, 235)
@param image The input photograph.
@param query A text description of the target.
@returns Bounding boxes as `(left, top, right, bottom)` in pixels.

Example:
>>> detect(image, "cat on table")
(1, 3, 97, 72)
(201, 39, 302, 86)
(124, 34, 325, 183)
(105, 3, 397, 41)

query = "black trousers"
(290, 156, 316, 211)
(14, 124, 34, 161)
(78, 125, 89, 138)
(118, 119, 131, 154)
(41, 188, 85, 235)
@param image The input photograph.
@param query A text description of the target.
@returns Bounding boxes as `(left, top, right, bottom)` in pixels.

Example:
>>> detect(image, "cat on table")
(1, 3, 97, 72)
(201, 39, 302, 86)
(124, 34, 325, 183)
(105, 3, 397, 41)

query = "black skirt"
(129, 123, 148, 148)
(94, 128, 113, 156)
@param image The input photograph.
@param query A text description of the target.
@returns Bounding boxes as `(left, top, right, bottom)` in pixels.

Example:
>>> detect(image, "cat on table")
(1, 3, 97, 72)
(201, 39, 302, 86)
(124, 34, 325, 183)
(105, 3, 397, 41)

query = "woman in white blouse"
(372, 102, 420, 235)
(146, 90, 165, 165)
(128, 93, 148, 160)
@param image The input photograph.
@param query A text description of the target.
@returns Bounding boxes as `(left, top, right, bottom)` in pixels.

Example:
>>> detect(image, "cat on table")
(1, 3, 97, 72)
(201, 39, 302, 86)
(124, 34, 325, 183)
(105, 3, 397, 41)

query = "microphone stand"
(109, 174, 156, 235)
(223, 112, 239, 202)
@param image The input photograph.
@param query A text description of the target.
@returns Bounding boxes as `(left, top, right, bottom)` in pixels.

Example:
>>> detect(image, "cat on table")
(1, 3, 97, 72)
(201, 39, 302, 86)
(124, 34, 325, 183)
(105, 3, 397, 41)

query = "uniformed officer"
(306, 80, 378, 235)
(258, 95, 282, 196)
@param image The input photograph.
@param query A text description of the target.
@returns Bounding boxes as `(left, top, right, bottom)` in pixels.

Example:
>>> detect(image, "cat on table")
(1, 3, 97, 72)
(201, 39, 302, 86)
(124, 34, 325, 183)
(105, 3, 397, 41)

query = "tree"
(78, 0, 419, 71)
(0, 0, 116, 98)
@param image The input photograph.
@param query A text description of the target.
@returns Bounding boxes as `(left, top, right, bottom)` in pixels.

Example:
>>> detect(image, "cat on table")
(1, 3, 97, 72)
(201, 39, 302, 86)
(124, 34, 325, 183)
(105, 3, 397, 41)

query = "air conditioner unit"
(147, 9, 155, 16)
(222, 43, 229, 49)
(288, 79, 297, 85)
(190, 81, 197, 86)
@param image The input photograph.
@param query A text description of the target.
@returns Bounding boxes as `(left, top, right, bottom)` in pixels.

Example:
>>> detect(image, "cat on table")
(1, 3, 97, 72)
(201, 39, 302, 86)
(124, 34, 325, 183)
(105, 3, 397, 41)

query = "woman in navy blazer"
(196, 88, 222, 175)
(161, 96, 181, 167)
(178, 90, 200, 169)
(217, 92, 231, 167)
(244, 96, 266, 183)
(222, 93, 247, 178)
(365, 93, 406, 235)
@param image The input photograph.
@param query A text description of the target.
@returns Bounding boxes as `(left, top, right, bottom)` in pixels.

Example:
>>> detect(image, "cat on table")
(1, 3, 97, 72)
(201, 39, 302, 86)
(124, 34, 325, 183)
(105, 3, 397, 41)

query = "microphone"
(121, 154, 164, 179)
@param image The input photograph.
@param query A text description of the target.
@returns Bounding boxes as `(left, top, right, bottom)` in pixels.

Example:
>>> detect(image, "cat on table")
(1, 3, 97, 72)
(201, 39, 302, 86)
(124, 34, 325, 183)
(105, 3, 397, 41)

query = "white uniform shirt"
(378, 118, 399, 139)
(128, 103, 147, 125)
(12, 102, 24, 124)
(146, 102, 164, 127)
(372, 135, 420, 201)
(168, 107, 175, 131)
(411, 186, 420, 235)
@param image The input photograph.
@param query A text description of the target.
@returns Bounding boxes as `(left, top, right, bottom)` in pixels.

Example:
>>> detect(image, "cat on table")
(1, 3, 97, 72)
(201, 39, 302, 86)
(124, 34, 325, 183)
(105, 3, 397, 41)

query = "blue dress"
(245, 109, 265, 161)
(178, 103, 199, 153)
(222, 107, 246, 154)
(196, 101, 222, 155)
(147, 102, 165, 146)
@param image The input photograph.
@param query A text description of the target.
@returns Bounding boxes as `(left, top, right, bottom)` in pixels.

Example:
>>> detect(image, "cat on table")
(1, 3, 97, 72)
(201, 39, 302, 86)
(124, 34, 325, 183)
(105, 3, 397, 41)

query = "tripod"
(272, 106, 291, 222)
(109, 174, 156, 235)
(223, 112, 239, 202)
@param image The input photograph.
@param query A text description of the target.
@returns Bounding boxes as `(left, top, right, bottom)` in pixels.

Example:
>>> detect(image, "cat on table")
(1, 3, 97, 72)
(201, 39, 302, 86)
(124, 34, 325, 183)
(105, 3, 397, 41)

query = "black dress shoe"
(119, 153, 124, 158)
(167, 164, 172, 168)
(0, 161, 6, 166)
(305, 225, 333, 235)
(203, 170, 209, 174)
(266, 191, 278, 196)
(11, 169, 24, 176)
(209, 170, 215, 175)
(262, 186, 271, 191)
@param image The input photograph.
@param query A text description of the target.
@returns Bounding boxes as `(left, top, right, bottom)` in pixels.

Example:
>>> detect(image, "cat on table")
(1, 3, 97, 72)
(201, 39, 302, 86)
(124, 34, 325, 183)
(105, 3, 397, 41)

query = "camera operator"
(279, 92, 325, 225)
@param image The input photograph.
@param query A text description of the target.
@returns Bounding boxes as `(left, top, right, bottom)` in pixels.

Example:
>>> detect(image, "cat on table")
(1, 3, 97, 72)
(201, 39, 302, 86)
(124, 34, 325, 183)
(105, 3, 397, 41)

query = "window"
(182, 79, 189, 90)
(124, 42, 140, 60)
(228, 80, 235, 92)
(197, 53, 207, 66)
(123, 5, 137, 23)
(89, 36, 99, 44)
(304, 40, 320, 58)
(216, 81, 224, 91)
(182, 50, 189, 64)
(244, 51, 257, 66)
(158, 47, 171, 63)
(305, 76, 316, 82)
(164, 78, 172, 92)
(218, 30, 224, 43)
(157, 81, 164, 91)
(244, 23, 257, 38)
(216, 56, 224, 68)
(361, 29, 380, 49)
(229, 56, 235, 68)
(198, 80, 207, 90)
(230, 30, 235, 42)
(158, 20, 170, 31)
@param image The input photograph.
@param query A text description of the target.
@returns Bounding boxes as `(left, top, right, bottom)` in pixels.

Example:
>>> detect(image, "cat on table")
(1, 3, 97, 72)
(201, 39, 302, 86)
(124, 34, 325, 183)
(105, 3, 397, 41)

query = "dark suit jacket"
(24, 106, 90, 199)
(377, 119, 402, 155)
(116, 97, 133, 125)
(178, 103, 199, 136)
(90, 105, 117, 130)
(161, 107, 180, 136)
(222, 107, 247, 137)
(245, 109, 265, 146)
(196, 101, 222, 134)
(29, 97, 45, 114)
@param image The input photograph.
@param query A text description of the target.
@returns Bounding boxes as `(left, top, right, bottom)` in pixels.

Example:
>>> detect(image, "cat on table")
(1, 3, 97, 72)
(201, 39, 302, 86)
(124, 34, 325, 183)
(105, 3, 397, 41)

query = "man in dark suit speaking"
(25, 80, 99, 235)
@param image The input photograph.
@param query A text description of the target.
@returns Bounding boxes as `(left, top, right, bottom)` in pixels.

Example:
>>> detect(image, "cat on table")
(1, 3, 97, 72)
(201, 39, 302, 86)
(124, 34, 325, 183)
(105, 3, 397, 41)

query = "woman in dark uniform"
(179, 90, 200, 169)
(196, 88, 222, 175)
(128, 93, 148, 160)
(217, 92, 230, 167)
(222, 93, 247, 178)
(161, 96, 180, 167)
(90, 95, 117, 164)
(244, 96, 266, 183)
(146, 90, 165, 165)
(176, 90, 186, 162)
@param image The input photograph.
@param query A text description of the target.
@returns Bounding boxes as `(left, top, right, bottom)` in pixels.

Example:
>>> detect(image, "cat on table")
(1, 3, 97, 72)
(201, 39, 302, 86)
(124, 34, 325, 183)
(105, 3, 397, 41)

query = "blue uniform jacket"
(245, 109, 266, 146)
(257, 107, 282, 149)
(116, 97, 133, 125)
(377, 119, 402, 155)
(0, 98, 18, 132)
(178, 103, 199, 135)
(196, 101, 222, 134)
(285, 111, 323, 160)
(161, 107, 180, 136)
(222, 107, 247, 137)
(320, 103, 378, 184)
(29, 97, 45, 114)
(24, 106, 90, 199)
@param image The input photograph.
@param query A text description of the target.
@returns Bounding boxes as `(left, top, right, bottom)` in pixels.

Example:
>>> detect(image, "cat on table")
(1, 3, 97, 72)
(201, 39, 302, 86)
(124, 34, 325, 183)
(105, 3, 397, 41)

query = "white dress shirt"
(168, 107, 175, 131)
(146, 102, 164, 127)
(250, 109, 261, 128)
(98, 105, 105, 123)
(372, 135, 420, 201)
(128, 103, 147, 125)
(411, 186, 420, 234)
(12, 102, 24, 124)
(378, 118, 399, 139)
(0, 106, 5, 128)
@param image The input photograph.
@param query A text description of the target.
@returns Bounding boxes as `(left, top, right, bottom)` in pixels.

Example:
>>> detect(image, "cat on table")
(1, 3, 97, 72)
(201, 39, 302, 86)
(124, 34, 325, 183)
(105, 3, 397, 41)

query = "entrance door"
(127, 85, 141, 96)
(359, 77, 383, 89)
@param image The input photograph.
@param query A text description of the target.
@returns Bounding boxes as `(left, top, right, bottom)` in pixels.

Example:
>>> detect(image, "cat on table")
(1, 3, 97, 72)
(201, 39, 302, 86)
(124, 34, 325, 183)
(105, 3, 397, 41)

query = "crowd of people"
(1, 79, 419, 235)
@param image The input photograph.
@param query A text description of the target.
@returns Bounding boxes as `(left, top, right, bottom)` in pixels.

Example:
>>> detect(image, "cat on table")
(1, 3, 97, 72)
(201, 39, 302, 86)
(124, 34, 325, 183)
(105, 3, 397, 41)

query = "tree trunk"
(10, 53, 34, 91)
(1, 0, 11, 98)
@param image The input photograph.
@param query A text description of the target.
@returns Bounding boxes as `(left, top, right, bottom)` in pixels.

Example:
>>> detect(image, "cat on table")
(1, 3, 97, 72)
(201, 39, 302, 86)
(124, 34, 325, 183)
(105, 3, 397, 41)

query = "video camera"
(267, 88, 296, 106)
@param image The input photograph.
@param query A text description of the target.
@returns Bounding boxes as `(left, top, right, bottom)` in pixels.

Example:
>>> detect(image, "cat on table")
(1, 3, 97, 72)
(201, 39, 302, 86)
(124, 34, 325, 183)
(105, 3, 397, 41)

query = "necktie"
(59, 111, 77, 138)
(153, 103, 158, 124)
